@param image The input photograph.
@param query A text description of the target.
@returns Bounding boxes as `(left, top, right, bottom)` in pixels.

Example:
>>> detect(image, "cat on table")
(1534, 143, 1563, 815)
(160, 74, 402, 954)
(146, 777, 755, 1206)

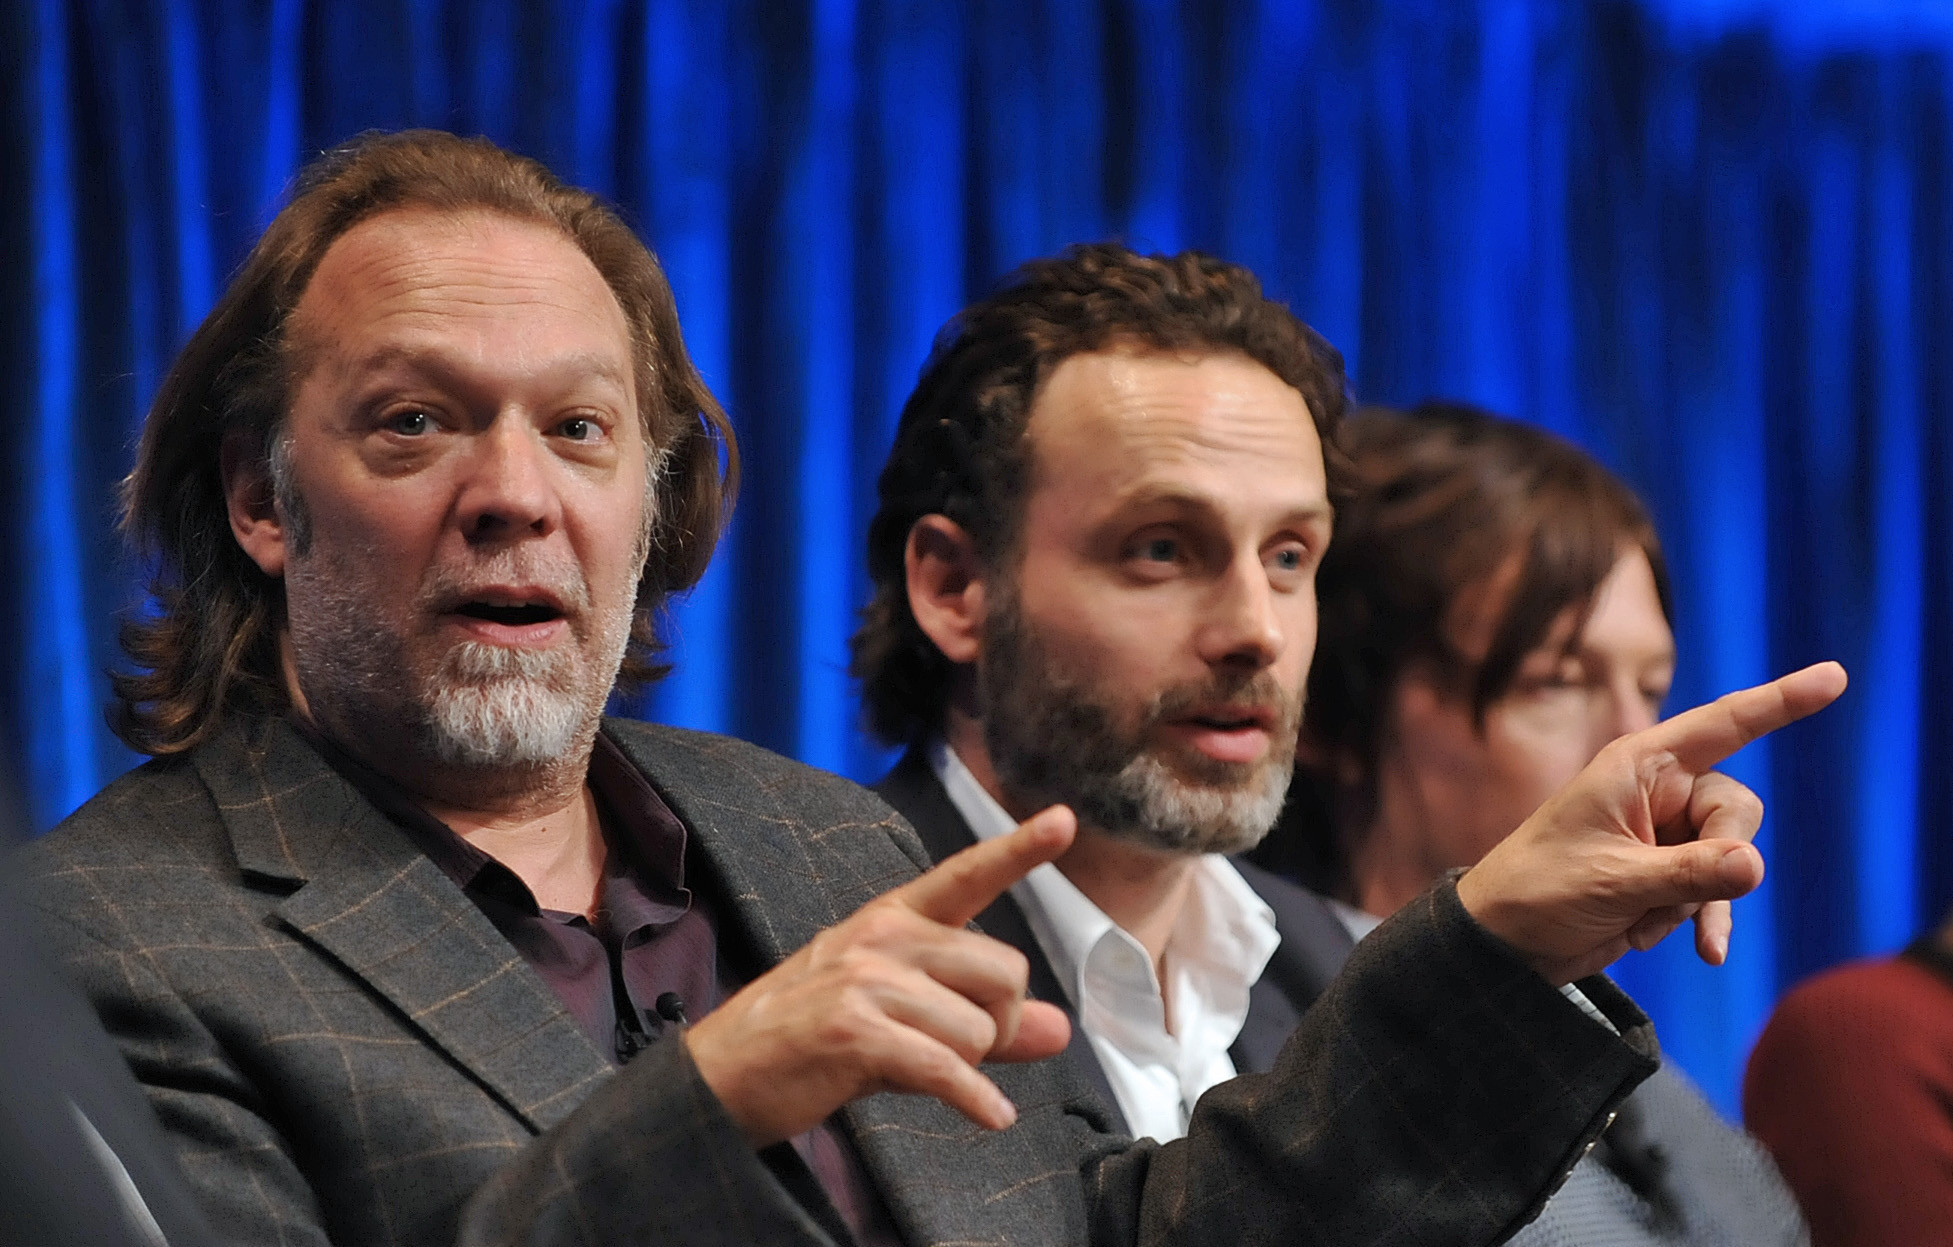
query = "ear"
(905, 514, 987, 665)
(222, 432, 288, 579)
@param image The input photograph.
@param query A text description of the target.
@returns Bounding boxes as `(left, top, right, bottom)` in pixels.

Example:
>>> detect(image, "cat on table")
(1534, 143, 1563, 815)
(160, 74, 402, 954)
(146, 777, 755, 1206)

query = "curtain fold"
(7, 0, 1950, 1115)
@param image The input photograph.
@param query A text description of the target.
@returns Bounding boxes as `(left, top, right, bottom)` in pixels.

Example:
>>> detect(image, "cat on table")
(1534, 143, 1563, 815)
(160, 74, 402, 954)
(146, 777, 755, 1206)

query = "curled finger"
(876, 969, 1004, 1067)
(1678, 771, 1765, 847)
(870, 1021, 1018, 1130)
(1625, 906, 1687, 952)
(1693, 898, 1734, 965)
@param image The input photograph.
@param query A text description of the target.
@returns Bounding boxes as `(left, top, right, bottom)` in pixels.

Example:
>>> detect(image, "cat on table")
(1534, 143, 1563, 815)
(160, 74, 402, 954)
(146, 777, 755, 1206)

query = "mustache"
(415, 550, 593, 616)
(1145, 671, 1303, 735)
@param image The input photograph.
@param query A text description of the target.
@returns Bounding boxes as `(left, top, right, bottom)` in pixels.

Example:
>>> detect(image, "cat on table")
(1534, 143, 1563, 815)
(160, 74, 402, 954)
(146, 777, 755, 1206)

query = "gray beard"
(286, 542, 636, 774)
(270, 429, 658, 774)
(976, 596, 1299, 857)
(421, 641, 592, 767)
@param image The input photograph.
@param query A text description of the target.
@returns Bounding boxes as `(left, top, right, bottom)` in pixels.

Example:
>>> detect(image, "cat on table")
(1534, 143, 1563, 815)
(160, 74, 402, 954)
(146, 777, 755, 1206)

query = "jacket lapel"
(602, 723, 918, 965)
(1228, 859, 1358, 1074)
(193, 716, 612, 1133)
(874, 749, 1131, 1135)
(613, 728, 1068, 1243)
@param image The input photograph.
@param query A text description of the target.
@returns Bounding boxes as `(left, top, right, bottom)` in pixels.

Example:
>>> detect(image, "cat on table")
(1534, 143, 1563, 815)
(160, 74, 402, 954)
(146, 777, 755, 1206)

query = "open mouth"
(1184, 711, 1269, 732)
(453, 601, 564, 627)
(1170, 709, 1277, 765)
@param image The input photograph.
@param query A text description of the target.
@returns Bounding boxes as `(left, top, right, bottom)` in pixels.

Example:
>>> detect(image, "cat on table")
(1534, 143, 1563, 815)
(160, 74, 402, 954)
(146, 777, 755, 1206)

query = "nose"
(1198, 555, 1285, 671)
(455, 416, 561, 543)
(1605, 678, 1660, 740)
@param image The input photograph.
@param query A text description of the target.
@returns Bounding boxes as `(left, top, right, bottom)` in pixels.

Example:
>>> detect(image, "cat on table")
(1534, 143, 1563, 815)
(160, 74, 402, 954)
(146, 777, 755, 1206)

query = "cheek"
(1481, 712, 1593, 812)
(302, 471, 449, 553)
(1018, 576, 1159, 672)
(1281, 595, 1318, 682)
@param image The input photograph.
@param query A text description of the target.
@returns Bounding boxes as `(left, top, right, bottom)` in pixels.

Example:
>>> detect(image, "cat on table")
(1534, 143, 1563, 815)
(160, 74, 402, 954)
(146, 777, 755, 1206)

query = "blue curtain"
(7, 0, 1952, 1117)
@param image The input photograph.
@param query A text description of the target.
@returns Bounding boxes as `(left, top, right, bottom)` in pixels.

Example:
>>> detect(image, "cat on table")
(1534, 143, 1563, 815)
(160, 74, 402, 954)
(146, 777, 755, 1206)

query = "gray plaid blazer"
(22, 714, 1657, 1246)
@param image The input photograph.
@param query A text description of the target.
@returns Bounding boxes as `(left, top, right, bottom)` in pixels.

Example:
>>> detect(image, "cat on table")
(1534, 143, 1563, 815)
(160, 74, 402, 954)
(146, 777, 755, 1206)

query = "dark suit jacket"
(875, 752, 1806, 1246)
(0, 886, 216, 1247)
(874, 746, 1356, 1133)
(25, 714, 1657, 1246)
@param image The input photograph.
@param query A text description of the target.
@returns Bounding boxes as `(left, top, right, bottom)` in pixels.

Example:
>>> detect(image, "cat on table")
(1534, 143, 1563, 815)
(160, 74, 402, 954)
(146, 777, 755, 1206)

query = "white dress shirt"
(930, 739, 1280, 1142)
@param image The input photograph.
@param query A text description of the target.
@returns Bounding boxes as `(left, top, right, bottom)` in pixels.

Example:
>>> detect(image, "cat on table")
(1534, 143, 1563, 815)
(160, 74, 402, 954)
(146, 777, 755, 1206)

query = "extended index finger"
(1638, 661, 1847, 774)
(893, 805, 1078, 928)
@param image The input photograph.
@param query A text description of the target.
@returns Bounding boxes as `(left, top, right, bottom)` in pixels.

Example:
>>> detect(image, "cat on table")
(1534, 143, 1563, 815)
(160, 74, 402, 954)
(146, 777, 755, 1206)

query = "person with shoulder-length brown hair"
(1256, 401, 1808, 1246)
(111, 128, 737, 758)
(1263, 401, 1672, 906)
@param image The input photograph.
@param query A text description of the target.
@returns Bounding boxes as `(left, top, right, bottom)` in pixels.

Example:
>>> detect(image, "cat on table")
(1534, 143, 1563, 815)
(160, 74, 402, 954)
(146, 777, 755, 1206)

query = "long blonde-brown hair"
(113, 130, 737, 756)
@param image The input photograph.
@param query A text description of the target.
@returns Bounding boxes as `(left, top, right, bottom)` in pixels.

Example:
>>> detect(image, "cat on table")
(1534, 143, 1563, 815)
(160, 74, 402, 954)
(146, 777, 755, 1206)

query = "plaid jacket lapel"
(605, 723, 1099, 1243)
(606, 724, 1033, 1240)
(191, 715, 613, 1134)
(600, 720, 923, 963)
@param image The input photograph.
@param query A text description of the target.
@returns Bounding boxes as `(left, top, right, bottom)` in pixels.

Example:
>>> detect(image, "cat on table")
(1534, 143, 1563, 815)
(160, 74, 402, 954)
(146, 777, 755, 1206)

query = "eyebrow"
(1113, 484, 1334, 526)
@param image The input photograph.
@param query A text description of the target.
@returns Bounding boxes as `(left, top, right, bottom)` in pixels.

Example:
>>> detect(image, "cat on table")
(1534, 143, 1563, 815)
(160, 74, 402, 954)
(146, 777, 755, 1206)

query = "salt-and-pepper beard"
(271, 432, 663, 773)
(284, 530, 647, 774)
(976, 590, 1303, 857)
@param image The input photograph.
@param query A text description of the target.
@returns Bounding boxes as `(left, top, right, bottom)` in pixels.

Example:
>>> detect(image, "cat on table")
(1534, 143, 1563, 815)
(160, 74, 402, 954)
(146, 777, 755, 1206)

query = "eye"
(1511, 662, 1584, 697)
(552, 413, 612, 443)
(384, 409, 433, 436)
(1269, 544, 1309, 573)
(1120, 531, 1188, 581)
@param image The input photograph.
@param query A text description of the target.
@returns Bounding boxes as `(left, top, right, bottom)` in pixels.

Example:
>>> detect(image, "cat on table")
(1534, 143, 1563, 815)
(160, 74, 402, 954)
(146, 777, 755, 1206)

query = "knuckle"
(822, 985, 881, 1043)
(831, 940, 878, 974)
(1588, 847, 1638, 900)
(997, 944, 1030, 993)
(1677, 846, 1717, 893)
(851, 904, 912, 946)
(917, 1047, 976, 1098)
(961, 1009, 1000, 1061)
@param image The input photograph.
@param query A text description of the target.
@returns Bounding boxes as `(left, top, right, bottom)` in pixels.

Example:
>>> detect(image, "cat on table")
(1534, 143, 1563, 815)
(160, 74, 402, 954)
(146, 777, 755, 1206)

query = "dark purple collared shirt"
(306, 725, 900, 1246)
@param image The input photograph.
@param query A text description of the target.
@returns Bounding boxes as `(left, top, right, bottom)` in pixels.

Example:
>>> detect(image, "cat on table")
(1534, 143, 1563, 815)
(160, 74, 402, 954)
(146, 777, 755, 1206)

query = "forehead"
(289, 208, 633, 381)
(1582, 549, 1674, 656)
(1448, 546, 1675, 668)
(1022, 348, 1326, 509)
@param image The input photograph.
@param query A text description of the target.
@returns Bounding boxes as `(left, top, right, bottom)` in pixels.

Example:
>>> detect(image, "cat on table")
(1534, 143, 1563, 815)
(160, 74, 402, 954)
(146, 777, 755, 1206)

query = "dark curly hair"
(1251, 402, 1673, 897)
(851, 242, 1352, 746)
(113, 129, 736, 756)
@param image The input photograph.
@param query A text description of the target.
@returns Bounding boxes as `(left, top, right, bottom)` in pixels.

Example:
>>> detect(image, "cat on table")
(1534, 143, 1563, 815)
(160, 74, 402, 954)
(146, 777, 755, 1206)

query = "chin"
(1084, 754, 1290, 857)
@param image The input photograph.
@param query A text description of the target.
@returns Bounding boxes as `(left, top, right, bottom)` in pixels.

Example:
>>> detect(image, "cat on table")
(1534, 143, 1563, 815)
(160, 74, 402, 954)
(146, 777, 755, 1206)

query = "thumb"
(1625, 840, 1764, 912)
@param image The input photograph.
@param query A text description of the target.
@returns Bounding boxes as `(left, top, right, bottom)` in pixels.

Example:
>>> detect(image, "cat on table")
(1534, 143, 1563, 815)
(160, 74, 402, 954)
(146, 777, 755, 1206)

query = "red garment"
(1745, 950, 1953, 1247)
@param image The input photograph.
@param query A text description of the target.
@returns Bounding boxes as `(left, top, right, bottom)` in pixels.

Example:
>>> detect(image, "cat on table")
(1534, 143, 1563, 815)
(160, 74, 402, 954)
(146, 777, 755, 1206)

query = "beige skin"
(223, 208, 1847, 1151)
(910, 349, 1331, 992)
(1353, 549, 1679, 919)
